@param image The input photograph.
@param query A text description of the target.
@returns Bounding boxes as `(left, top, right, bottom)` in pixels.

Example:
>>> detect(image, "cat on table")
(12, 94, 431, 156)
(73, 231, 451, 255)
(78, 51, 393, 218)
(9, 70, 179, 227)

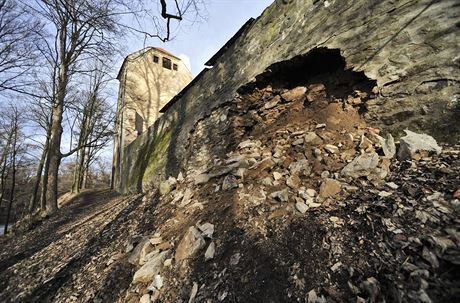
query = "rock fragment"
(281, 86, 306, 102)
(324, 144, 339, 154)
(133, 251, 168, 283)
(295, 201, 309, 214)
(264, 95, 281, 109)
(397, 130, 441, 160)
(341, 152, 381, 179)
(205, 242, 216, 261)
(319, 178, 341, 198)
(222, 175, 238, 190)
(175, 227, 206, 261)
(270, 188, 289, 202)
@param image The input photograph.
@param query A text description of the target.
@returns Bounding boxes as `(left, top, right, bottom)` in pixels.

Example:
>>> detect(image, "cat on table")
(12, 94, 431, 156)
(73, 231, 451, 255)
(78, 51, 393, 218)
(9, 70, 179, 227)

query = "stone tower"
(112, 47, 193, 187)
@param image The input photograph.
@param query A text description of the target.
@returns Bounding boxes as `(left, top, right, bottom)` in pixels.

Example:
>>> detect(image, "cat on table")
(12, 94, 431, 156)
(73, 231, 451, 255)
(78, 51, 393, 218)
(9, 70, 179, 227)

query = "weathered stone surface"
(377, 134, 396, 159)
(194, 174, 210, 185)
(270, 188, 289, 202)
(175, 227, 206, 261)
(341, 152, 380, 179)
(264, 95, 281, 109)
(281, 86, 307, 102)
(133, 251, 168, 283)
(197, 222, 214, 238)
(128, 238, 150, 265)
(324, 144, 339, 154)
(139, 294, 151, 303)
(286, 174, 301, 189)
(205, 242, 216, 261)
(295, 201, 309, 214)
(398, 130, 442, 160)
(222, 175, 238, 190)
(304, 132, 319, 143)
(319, 178, 341, 198)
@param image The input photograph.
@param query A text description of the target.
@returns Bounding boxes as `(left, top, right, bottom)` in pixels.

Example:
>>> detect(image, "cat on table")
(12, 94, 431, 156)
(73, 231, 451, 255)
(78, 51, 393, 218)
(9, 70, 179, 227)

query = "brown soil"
(0, 189, 155, 302)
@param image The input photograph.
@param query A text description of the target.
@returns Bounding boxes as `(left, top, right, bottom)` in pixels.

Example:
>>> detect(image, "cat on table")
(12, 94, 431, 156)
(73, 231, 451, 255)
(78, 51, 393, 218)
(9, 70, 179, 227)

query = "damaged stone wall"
(115, 0, 459, 193)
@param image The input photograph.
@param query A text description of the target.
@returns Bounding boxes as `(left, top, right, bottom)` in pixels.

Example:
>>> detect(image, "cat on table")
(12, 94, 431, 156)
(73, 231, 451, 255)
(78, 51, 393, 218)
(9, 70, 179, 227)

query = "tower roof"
(116, 47, 182, 80)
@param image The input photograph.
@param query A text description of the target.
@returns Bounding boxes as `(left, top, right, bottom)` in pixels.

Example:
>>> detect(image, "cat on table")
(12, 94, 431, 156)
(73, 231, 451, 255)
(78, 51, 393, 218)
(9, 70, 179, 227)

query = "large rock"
(175, 226, 206, 261)
(341, 152, 380, 179)
(397, 130, 442, 160)
(128, 238, 150, 265)
(133, 251, 168, 283)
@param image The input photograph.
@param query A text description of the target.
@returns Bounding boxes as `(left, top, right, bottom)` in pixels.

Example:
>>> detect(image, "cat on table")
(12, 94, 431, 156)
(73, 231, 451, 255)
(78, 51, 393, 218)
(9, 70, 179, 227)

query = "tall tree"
(0, 104, 23, 234)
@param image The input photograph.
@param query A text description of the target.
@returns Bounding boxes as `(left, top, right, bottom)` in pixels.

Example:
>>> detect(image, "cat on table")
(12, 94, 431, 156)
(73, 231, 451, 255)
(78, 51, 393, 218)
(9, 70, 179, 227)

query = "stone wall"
(114, 0, 459, 193)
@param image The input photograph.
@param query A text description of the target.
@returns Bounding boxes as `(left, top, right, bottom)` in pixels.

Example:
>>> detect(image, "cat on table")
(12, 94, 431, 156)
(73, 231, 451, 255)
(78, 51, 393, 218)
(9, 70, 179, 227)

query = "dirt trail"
(0, 189, 156, 303)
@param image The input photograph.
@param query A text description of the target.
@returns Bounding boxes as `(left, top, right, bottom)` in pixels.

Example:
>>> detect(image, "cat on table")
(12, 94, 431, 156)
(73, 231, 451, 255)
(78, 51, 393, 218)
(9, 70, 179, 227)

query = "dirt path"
(0, 189, 157, 303)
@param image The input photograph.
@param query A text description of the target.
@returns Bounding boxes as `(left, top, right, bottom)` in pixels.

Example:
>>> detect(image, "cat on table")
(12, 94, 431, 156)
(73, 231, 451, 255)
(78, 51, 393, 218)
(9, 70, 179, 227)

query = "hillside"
(1, 77, 459, 303)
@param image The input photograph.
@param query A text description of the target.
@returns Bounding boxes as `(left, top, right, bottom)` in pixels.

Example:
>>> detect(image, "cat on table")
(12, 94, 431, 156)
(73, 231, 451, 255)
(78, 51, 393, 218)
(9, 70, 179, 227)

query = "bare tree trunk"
(4, 117, 18, 234)
(45, 101, 64, 213)
(39, 149, 50, 211)
(45, 21, 68, 214)
(0, 130, 13, 209)
(28, 125, 51, 213)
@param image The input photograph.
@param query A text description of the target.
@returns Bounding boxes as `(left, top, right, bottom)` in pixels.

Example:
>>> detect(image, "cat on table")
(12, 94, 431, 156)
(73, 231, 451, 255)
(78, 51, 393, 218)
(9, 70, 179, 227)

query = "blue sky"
(119, 0, 273, 76)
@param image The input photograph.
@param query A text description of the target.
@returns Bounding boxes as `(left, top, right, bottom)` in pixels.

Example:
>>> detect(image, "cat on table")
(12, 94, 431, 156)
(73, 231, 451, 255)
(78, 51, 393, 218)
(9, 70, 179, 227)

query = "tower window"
(162, 57, 172, 70)
(173, 63, 178, 71)
(153, 55, 159, 63)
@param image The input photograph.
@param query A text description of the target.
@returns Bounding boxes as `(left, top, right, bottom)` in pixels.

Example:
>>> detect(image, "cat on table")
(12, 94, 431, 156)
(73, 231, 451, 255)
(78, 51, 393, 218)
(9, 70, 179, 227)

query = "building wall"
(114, 0, 459, 193)
(112, 48, 192, 188)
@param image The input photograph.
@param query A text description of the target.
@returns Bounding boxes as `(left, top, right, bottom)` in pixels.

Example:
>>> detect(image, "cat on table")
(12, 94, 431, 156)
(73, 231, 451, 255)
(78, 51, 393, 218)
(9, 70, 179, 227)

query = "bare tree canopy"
(0, 0, 42, 94)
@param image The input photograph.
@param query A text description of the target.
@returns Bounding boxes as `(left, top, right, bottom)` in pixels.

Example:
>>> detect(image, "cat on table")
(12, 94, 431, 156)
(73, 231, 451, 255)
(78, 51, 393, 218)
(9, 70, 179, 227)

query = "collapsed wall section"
(115, 0, 459, 193)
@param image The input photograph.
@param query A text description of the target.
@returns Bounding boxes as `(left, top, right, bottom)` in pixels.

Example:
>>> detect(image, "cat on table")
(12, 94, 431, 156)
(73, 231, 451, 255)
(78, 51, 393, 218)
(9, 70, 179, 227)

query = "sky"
(118, 0, 274, 76)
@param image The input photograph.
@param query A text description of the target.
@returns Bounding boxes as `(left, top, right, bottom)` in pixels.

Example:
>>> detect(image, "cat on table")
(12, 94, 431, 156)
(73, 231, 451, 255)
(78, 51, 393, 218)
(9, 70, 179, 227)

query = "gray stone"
(270, 188, 289, 202)
(133, 251, 168, 283)
(295, 201, 309, 214)
(147, 274, 164, 291)
(398, 130, 442, 160)
(304, 132, 319, 143)
(377, 134, 396, 159)
(205, 242, 216, 260)
(222, 175, 238, 190)
(289, 159, 311, 176)
(128, 238, 150, 265)
(175, 227, 206, 261)
(188, 282, 198, 303)
(292, 138, 304, 146)
(341, 152, 380, 179)
(126, 235, 145, 253)
(286, 174, 301, 189)
(324, 144, 339, 154)
(179, 188, 193, 207)
(306, 83, 327, 102)
(194, 174, 210, 185)
(197, 222, 214, 238)
(273, 171, 283, 180)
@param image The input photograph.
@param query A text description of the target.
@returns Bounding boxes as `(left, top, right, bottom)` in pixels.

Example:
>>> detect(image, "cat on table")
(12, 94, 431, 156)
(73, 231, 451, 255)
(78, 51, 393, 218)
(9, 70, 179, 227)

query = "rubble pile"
(119, 81, 459, 302)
